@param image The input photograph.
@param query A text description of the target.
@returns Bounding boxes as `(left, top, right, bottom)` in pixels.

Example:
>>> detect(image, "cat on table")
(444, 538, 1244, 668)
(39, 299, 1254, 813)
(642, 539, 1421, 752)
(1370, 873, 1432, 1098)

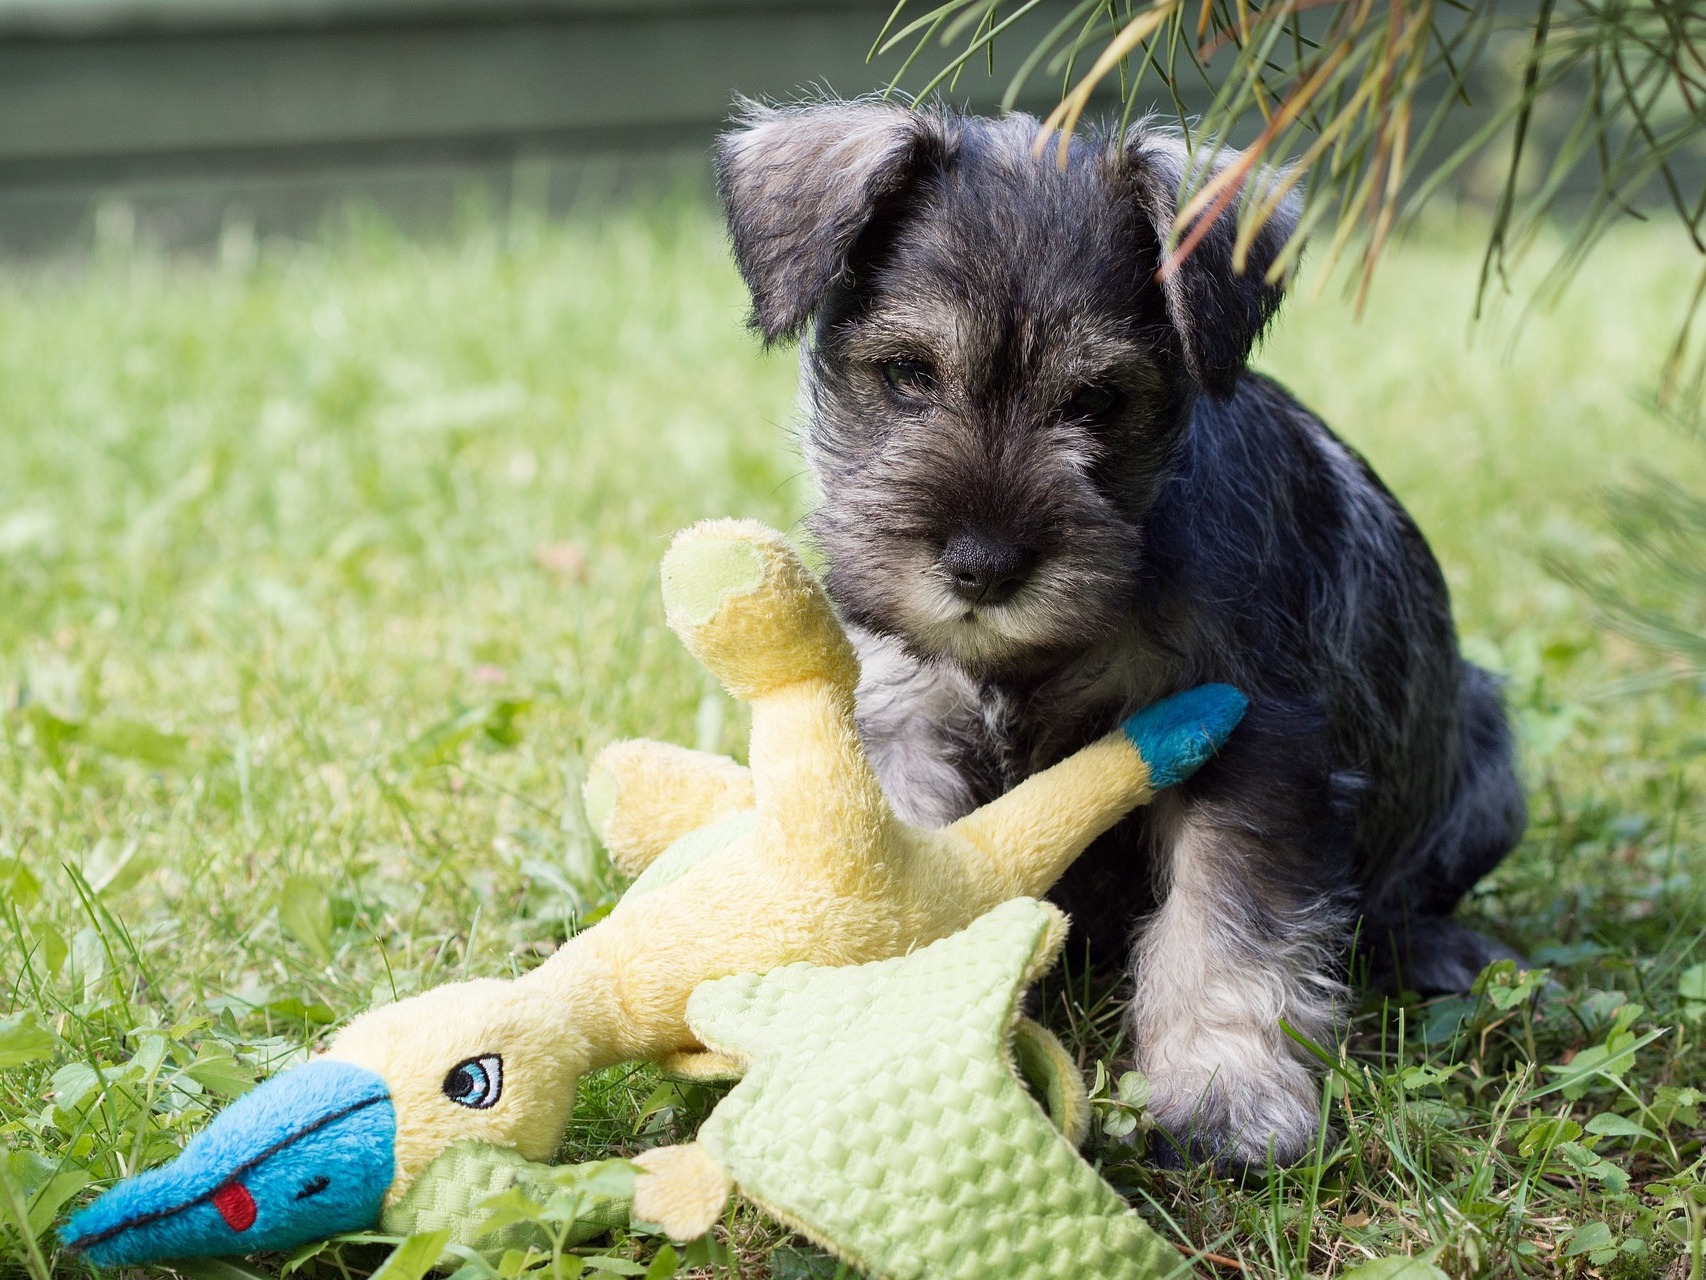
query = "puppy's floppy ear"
(1121, 131, 1302, 399)
(716, 99, 947, 343)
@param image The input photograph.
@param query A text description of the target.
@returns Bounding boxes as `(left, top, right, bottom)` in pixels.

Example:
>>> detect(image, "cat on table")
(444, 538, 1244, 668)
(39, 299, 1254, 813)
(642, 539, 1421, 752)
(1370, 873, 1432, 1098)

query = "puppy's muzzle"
(939, 531, 1040, 607)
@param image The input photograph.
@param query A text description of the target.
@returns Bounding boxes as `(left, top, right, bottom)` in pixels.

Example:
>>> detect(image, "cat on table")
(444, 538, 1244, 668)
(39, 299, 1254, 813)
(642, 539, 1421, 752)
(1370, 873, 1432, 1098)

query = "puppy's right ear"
(716, 100, 946, 344)
(1120, 130, 1302, 400)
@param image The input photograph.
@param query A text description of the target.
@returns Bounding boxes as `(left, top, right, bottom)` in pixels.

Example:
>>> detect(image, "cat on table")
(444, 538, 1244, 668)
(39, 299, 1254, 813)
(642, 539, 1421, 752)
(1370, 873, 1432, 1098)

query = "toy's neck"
(516, 933, 677, 1068)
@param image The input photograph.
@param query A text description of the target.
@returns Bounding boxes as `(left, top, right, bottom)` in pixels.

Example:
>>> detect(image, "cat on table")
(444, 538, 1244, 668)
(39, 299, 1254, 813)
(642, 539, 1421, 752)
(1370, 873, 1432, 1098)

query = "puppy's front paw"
(1129, 810, 1346, 1173)
(1130, 923, 1339, 1171)
(1141, 1045, 1324, 1172)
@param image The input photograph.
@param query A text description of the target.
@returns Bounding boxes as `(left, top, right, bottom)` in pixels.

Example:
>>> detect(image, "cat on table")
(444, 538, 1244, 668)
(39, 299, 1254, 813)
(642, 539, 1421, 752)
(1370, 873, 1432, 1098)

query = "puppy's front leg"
(1129, 708, 1354, 1169)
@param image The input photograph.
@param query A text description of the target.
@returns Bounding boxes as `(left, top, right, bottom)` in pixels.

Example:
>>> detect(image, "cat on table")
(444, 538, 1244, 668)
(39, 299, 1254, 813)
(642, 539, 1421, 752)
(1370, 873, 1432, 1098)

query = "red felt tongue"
(211, 1181, 257, 1232)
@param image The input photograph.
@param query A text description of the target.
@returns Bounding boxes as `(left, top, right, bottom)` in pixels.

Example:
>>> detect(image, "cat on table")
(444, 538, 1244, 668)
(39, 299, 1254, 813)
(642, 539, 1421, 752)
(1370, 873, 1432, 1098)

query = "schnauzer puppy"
(713, 101, 1526, 1168)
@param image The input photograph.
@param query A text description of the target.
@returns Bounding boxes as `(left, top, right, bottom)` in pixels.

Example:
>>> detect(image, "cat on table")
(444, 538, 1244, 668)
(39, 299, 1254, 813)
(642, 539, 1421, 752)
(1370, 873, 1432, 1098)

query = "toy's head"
(62, 980, 594, 1266)
(321, 978, 595, 1181)
(57, 1059, 394, 1266)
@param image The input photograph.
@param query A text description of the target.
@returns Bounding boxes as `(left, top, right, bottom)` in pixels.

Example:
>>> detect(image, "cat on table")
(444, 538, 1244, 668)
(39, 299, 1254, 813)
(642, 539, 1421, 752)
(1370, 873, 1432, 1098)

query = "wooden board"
(0, 0, 1126, 250)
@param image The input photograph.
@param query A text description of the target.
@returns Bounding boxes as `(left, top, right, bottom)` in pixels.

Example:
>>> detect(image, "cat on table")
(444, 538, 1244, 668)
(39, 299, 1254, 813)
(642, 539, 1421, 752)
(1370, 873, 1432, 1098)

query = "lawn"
(0, 196, 1702, 1280)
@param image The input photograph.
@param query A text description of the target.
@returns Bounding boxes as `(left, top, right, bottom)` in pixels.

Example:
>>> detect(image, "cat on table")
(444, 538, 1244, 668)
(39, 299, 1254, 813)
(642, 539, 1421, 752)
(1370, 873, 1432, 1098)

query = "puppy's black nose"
(940, 533, 1037, 606)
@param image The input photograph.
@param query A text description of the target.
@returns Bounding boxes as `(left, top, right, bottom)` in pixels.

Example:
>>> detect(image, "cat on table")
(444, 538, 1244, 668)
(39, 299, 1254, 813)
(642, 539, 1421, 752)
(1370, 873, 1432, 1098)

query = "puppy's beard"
(847, 543, 1114, 674)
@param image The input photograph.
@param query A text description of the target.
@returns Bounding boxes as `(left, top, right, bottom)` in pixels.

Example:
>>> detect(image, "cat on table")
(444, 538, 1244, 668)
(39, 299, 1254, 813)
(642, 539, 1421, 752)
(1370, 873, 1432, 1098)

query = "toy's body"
(545, 522, 1188, 1057)
(63, 521, 1244, 1269)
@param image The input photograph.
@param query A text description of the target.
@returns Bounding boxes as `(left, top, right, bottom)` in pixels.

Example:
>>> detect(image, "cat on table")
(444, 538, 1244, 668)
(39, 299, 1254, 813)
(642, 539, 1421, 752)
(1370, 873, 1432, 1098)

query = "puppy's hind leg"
(1365, 664, 1528, 995)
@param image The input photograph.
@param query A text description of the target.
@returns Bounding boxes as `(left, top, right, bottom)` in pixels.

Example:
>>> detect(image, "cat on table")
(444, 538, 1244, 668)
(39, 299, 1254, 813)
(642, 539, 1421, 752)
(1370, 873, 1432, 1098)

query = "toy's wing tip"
(1121, 684, 1249, 789)
(657, 521, 858, 706)
(661, 521, 800, 618)
(632, 1144, 731, 1242)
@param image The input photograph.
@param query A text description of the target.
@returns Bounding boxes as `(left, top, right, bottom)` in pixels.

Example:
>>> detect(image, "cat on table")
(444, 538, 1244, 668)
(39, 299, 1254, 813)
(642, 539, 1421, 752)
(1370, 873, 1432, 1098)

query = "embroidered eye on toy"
(443, 1056, 503, 1110)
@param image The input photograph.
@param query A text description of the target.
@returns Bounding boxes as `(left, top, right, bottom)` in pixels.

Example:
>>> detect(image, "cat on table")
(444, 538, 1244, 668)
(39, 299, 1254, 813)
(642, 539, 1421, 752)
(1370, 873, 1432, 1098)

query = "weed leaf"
(1585, 1112, 1659, 1142)
(1338, 1255, 1451, 1280)
(1471, 959, 1550, 1010)
(174, 1257, 289, 1280)
(85, 839, 155, 897)
(1397, 1064, 1458, 1090)
(278, 876, 334, 963)
(262, 996, 337, 1026)
(394, 700, 530, 772)
(585, 1257, 647, 1275)
(3, 1151, 90, 1241)
(1680, 963, 1706, 1019)
(185, 1047, 257, 1098)
(0, 1012, 57, 1070)
(0, 860, 42, 911)
(0, 1157, 52, 1280)
(23, 1166, 89, 1239)
(1679, 964, 1706, 1001)
(83, 719, 189, 770)
(23, 707, 80, 774)
(552, 1159, 637, 1202)
(1517, 1115, 1583, 1157)
(395, 707, 491, 770)
(1532, 1026, 1668, 1100)
(370, 1229, 453, 1280)
(474, 1188, 547, 1237)
(1562, 1220, 1616, 1258)
(32, 926, 67, 978)
(769, 1246, 847, 1280)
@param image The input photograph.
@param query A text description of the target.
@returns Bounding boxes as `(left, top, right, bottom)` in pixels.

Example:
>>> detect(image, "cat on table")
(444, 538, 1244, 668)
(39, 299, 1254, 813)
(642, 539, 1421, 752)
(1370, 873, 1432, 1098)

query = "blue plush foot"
(1121, 685, 1248, 789)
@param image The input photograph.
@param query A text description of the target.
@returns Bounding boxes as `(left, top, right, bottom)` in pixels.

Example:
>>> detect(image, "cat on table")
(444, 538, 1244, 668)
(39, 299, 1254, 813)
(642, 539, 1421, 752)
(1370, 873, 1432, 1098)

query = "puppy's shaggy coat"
(715, 101, 1526, 1167)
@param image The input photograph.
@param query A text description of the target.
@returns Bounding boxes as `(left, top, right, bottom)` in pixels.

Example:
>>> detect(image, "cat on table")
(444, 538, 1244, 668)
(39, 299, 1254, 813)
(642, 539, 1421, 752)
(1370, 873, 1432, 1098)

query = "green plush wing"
(382, 1141, 631, 1258)
(683, 898, 1182, 1280)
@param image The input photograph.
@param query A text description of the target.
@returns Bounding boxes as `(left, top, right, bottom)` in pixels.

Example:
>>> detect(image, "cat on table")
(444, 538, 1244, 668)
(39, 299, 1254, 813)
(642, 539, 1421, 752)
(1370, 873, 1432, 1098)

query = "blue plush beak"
(62, 1059, 396, 1267)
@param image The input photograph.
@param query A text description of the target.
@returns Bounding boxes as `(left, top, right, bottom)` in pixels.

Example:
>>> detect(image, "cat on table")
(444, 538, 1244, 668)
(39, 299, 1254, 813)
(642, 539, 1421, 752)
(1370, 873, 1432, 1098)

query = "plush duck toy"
(62, 520, 1245, 1267)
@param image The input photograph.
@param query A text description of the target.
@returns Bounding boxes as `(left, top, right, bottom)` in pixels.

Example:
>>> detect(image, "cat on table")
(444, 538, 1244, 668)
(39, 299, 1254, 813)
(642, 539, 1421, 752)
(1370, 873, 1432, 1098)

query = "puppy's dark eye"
(879, 358, 936, 398)
(1060, 385, 1122, 422)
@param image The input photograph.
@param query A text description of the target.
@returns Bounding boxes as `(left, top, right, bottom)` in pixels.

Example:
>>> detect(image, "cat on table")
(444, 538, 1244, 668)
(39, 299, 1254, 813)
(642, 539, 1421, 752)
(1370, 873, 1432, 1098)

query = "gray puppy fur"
(715, 100, 1526, 1169)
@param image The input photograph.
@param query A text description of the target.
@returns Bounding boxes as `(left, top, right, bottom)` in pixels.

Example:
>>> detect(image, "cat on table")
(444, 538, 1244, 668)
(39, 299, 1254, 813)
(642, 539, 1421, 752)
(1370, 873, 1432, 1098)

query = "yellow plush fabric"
(629, 1144, 732, 1240)
(319, 520, 1175, 1203)
(1010, 1018, 1091, 1148)
(582, 741, 755, 877)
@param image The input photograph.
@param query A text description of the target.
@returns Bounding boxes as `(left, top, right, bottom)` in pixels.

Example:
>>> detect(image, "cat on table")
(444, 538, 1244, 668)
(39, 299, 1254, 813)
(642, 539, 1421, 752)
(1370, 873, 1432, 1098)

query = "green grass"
(0, 198, 1702, 1280)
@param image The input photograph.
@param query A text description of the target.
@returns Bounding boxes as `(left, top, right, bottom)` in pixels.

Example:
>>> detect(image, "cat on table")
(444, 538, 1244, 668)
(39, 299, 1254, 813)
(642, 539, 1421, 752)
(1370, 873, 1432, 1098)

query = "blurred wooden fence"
(0, 0, 934, 249)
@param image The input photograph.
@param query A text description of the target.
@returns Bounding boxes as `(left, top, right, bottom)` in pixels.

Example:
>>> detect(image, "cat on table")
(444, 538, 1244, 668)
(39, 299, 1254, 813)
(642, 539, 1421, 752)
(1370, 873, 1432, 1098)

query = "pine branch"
(878, 0, 1706, 408)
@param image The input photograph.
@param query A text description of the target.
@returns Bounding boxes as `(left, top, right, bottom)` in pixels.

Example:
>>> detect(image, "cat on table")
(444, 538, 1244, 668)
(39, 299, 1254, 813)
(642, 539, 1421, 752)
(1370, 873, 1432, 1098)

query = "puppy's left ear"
(716, 99, 950, 344)
(1120, 132, 1301, 400)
